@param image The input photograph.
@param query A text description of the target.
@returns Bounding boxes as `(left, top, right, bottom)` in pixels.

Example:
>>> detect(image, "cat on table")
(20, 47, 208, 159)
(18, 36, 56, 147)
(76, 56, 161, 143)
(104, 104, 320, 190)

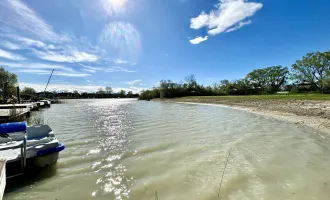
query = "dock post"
(17, 86, 20, 104)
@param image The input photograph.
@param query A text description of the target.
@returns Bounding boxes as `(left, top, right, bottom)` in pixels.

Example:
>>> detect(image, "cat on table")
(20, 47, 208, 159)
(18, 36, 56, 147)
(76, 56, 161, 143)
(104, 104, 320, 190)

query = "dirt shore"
(157, 97, 330, 137)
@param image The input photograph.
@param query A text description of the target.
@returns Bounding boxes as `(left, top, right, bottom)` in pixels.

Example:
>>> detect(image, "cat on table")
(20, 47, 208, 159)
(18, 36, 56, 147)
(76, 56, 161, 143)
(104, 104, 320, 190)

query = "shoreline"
(154, 98, 330, 138)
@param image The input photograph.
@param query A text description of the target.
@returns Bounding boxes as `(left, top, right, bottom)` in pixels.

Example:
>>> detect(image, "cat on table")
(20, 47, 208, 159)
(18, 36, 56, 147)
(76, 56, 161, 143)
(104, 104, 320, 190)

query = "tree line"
(19, 87, 139, 100)
(139, 50, 330, 100)
(0, 67, 139, 102)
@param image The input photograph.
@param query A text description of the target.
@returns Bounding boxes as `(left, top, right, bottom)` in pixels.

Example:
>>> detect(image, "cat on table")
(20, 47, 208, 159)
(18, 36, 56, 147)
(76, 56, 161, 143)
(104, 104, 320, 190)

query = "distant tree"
(292, 51, 330, 93)
(105, 86, 113, 94)
(97, 87, 105, 94)
(184, 74, 198, 93)
(119, 90, 126, 97)
(22, 87, 36, 95)
(0, 67, 18, 100)
(127, 91, 133, 98)
(73, 90, 80, 97)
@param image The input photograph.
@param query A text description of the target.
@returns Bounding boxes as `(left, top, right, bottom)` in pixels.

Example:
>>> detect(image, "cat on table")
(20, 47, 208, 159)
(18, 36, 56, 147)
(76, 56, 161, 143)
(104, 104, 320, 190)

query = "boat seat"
(27, 125, 52, 140)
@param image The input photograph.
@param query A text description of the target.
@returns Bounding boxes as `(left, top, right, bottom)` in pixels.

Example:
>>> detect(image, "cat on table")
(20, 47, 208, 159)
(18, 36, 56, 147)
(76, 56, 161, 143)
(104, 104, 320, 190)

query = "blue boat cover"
(0, 122, 27, 134)
(37, 142, 65, 156)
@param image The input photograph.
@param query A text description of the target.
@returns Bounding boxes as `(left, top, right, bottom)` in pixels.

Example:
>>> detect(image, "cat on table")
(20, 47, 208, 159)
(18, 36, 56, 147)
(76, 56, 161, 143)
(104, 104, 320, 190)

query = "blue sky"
(0, 0, 329, 92)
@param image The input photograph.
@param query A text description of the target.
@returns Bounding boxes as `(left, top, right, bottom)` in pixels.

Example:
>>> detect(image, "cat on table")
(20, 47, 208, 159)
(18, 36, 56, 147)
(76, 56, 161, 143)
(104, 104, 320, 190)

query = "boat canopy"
(0, 122, 27, 135)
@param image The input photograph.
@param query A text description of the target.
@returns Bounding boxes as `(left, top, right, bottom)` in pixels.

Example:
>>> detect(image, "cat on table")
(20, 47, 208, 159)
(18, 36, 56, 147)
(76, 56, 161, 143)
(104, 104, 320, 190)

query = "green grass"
(179, 93, 330, 100)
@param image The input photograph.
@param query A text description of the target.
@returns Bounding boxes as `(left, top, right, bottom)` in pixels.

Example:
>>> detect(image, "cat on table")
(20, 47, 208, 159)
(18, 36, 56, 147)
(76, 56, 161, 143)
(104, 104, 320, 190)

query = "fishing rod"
(44, 69, 54, 92)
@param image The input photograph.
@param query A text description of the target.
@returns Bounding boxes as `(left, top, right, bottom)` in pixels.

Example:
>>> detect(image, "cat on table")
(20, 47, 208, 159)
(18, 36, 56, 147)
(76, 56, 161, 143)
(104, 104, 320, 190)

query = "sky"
(0, 0, 329, 93)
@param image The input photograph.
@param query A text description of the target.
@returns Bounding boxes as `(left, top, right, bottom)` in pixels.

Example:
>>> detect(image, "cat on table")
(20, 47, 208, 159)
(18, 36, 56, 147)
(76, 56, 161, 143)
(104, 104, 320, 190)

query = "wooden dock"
(0, 103, 38, 110)
(0, 159, 5, 200)
(0, 102, 50, 123)
(0, 108, 30, 122)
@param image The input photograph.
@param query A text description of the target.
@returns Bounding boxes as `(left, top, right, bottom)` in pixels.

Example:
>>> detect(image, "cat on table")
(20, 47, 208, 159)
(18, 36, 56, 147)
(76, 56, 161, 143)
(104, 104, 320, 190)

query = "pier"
(0, 102, 50, 123)
(0, 159, 5, 200)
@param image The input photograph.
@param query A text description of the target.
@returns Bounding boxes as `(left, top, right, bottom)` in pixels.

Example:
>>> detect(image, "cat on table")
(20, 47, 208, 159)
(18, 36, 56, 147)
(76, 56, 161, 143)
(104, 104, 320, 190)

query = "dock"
(0, 159, 5, 200)
(0, 102, 49, 123)
(0, 108, 30, 122)
(0, 103, 38, 111)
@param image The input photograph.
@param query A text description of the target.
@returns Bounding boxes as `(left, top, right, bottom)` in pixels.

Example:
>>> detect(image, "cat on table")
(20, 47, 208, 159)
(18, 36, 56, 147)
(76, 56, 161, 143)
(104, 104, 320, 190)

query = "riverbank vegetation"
(0, 66, 139, 102)
(140, 51, 330, 100)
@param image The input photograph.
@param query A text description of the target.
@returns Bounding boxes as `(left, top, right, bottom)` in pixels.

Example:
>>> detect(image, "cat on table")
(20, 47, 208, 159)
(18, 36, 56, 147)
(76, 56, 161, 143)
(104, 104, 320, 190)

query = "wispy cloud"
(79, 64, 135, 73)
(0, 61, 90, 77)
(0, 49, 25, 60)
(114, 59, 128, 64)
(0, 0, 139, 81)
(0, 0, 100, 62)
(189, 0, 262, 44)
(189, 36, 209, 44)
(125, 79, 142, 85)
(226, 20, 252, 33)
(1, 41, 21, 50)
(14, 69, 88, 77)
(34, 50, 98, 63)
(0, 0, 57, 41)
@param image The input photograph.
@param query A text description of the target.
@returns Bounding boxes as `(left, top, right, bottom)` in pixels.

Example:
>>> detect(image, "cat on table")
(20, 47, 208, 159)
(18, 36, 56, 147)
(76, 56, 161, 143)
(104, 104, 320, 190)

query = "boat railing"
(0, 123, 28, 178)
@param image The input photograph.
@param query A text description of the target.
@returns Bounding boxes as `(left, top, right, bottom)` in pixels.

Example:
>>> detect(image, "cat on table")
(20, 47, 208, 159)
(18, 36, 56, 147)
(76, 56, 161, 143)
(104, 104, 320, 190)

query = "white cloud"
(114, 59, 128, 64)
(34, 50, 99, 63)
(103, 66, 135, 73)
(0, 0, 57, 40)
(14, 69, 88, 77)
(0, 61, 90, 77)
(0, 1, 100, 64)
(1, 41, 21, 50)
(189, 0, 262, 43)
(0, 49, 25, 60)
(16, 37, 46, 48)
(226, 20, 252, 32)
(125, 80, 142, 85)
(189, 36, 209, 44)
(15, 69, 90, 77)
(0, 61, 72, 72)
(79, 64, 135, 73)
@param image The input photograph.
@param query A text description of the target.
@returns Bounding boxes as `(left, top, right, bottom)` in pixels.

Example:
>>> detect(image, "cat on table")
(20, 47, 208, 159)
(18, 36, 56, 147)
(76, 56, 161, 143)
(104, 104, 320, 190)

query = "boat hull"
(31, 152, 59, 168)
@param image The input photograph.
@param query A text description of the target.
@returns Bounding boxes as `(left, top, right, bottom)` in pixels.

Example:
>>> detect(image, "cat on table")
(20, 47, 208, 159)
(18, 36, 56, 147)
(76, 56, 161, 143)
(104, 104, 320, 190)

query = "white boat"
(39, 100, 51, 108)
(0, 122, 65, 176)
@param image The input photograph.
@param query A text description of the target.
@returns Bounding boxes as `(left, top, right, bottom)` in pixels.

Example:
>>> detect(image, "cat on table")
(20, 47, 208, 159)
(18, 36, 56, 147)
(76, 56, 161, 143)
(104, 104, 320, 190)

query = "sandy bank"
(155, 98, 330, 137)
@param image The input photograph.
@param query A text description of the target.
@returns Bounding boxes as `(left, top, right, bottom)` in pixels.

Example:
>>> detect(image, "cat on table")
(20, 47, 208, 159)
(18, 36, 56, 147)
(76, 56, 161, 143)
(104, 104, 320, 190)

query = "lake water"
(4, 99, 330, 200)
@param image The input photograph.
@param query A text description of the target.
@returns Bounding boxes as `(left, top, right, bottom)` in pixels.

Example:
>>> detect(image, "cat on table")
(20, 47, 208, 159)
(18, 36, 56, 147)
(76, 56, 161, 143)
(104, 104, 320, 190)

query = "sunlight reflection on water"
(4, 99, 330, 200)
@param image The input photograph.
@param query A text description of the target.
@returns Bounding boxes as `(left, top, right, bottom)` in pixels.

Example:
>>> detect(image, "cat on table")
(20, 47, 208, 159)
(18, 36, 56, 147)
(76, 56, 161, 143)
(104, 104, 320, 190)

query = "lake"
(4, 99, 330, 200)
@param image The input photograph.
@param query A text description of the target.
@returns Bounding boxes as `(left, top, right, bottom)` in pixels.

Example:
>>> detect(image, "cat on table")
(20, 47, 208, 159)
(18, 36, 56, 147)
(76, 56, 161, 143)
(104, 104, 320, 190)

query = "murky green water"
(4, 99, 330, 200)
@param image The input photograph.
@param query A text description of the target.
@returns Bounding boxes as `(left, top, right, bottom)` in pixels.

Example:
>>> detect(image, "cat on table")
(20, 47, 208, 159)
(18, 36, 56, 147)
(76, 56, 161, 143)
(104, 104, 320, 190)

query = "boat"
(0, 122, 65, 177)
(40, 100, 51, 108)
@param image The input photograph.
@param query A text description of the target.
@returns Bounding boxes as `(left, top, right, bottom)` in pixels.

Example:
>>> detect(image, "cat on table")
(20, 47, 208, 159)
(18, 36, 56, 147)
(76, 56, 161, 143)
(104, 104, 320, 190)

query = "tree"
(292, 51, 330, 93)
(184, 74, 198, 93)
(127, 91, 133, 98)
(0, 67, 17, 100)
(119, 90, 126, 97)
(105, 86, 113, 94)
(73, 90, 80, 97)
(96, 87, 105, 94)
(22, 87, 36, 95)
(246, 66, 289, 93)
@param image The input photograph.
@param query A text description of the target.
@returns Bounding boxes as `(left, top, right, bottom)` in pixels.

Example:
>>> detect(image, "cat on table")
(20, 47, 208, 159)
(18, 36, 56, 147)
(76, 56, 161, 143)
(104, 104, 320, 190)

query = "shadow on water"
(5, 163, 58, 194)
